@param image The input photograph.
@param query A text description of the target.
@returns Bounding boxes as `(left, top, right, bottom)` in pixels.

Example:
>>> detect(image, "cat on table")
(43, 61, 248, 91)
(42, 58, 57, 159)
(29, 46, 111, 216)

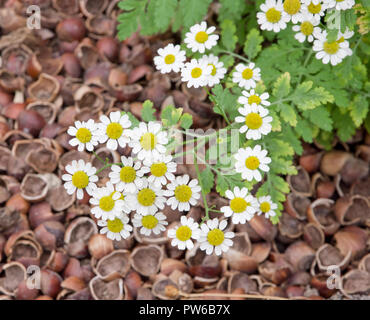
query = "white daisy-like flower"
(132, 212, 168, 236)
(257, 0, 290, 33)
(67, 119, 98, 152)
(129, 121, 168, 161)
(109, 156, 144, 193)
(165, 174, 201, 212)
(220, 187, 258, 224)
(127, 178, 167, 215)
(313, 29, 352, 66)
(199, 218, 234, 256)
(234, 145, 271, 182)
(181, 58, 212, 88)
(257, 196, 278, 219)
(153, 43, 186, 74)
(168, 216, 200, 250)
(235, 104, 272, 140)
(98, 214, 132, 241)
(232, 63, 261, 90)
(199, 54, 227, 87)
(324, 0, 354, 11)
(301, 0, 327, 20)
(292, 13, 320, 43)
(62, 159, 98, 199)
(89, 182, 128, 220)
(141, 154, 177, 188)
(237, 89, 271, 108)
(184, 21, 219, 53)
(282, 0, 303, 23)
(95, 111, 131, 150)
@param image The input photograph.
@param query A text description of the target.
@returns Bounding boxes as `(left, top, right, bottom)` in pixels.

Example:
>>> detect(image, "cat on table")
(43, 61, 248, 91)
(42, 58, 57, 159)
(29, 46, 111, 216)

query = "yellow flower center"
(195, 31, 208, 43)
(207, 228, 224, 246)
(150, 162, 167, 177)
(245, 113, 263, 129)
(99, 195, 115, 212)
(75, 128, 92, 143)
(300, 21, 314, 36)
(260, 201, 271, 213)
(106, 122, 123, 140)
(209, 63, 217, 76)
(72, 171, 89, 189)
(245, 156, 260, 170)
(174, 185, 192, 202)
(248, 94, 261, 105)
(242, 68, 253, 80)
(337, 37, 344, 43)
(120, 166, 136, 183)
(323, 41, 339, 54)
(283, 0, 301, 15)
(191, 67, 202, 78)
(141, 215, 158, 229)
(230, 197, 248, 213)
(137, 188, 156, 206)
(336, 0, 344, 2)
(164, 54, 175, 64)
(266, 8, 281, 23)
(308, 2, 321, 14)
(140, 132, 157, 150)
(176, 225, 192, 241)
(107, 218, 124, 233)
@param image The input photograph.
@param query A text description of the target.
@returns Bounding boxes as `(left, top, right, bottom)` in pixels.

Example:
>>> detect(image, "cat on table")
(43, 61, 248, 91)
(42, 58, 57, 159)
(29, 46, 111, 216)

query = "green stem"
(219, 50, 251, 64)
(193, 151, 210, 224)
(297, 48, 313, 84)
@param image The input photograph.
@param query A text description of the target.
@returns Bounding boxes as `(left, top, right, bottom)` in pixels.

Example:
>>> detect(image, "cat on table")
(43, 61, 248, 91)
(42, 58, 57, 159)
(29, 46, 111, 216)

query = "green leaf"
(215, 174, 229, 196)
(220, 20, 238, 52)
(178, 0, 212, 28)
(210, 84, 238, 121)
(141, 100, 156, 122)
(161, 105, 182, 127)
(272, 72, 291, 98)
(218, 0, 247, 21)
(243, 28, 263, 59)
(293, 84, 334, 110)
(199, 167, 214, 194)
(117, 0, 147, 40)
(332, 109, 357, 142)
(303, 106, 333, 131)
(295, 118, 314, 143)
(153, 0, 178, 32)
(350, 95, 369, 127)
(278, 103, 297, 126)
(180, 113, 193, 129)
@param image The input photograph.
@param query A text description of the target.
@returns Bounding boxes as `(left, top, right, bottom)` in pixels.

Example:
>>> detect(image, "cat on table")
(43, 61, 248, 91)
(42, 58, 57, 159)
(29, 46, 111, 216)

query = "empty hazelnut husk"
(44, 250, 69, 273)
(251, 242, 271, 264)
(228, 272, 258, 294)
(56, 17, 86, 42)
(25, 146, 59, 173)
(61, 276, 86, 292)
(88, 234, 113, 260)
(161, 258, 187, 276)
(131, 245, 164, 277)
(315, 244, 351, 272)
(223, 233, 258, 274)
(350, 176, 370, 199)
(285, 241, 315, 271)
(307, 198, 340, 236)
(152, 276, 179, 300)
(0, 262, 27, 296)
(186, 243, 221, 279)
(89, 276, 124, 300)
(334, 195, 369, 226)
(74, 85, 104, 113)
(258, 254, 293, 285)
(303, 223, 325, 249)
(35, 221, 65, 251)
(333, 226, 367, 261)
(310, 274, 337, 298)
(341, 270, 370, 295)
(94, 250, 131, 281)
(0, 177, 11, 204)
(64, 217, 98, 258)
(75, 38, 99, 70)
(20, 173, 49, 202)
(278, 212, 303, 243)
(287, 166, 312, 197)
(26, 101, 57, 124)
(359, 254, 370, 273)
(27, 73, 60, 102)
(249, 215, 277, 242)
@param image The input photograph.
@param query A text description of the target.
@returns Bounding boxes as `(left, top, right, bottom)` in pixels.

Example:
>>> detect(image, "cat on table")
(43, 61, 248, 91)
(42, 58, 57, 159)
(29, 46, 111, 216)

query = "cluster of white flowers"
(257, 0, 355, 65)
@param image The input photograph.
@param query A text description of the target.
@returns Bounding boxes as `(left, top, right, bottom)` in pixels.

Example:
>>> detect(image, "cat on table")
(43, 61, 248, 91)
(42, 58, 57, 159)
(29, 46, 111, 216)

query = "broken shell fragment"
(27, 73, 60, 102)
(152, 276, 180, 300)
(131, 245, 164, 277)
(89, 276, 124, 300)
(95, 250, 131, 281)
(287, 166, 312, 197)
(334, 195, 369, 226)
(0, 262, 26, 296)
(20, 173, 49, 202)
(307, 198, 340, 236)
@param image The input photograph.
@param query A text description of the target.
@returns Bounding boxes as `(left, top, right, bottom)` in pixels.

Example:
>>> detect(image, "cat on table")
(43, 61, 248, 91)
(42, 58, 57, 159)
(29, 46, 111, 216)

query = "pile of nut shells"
(0, 0, 369, 300)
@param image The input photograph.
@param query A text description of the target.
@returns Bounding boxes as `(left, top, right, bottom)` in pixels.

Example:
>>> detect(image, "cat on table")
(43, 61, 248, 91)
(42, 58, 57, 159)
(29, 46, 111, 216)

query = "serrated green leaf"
(272, 72, 291, 98)
(178, 0, 212, 28)
(200, 167, 214, 194)
(350, 95, 369, 126)
(153, 0, 178, 31)
(278, 103, 297, 126)
(161, 105, 182, 127)
(295, 118, 314, 143)
(180, 113, 193, 129)
(220, 20, 237, 52)
(117, 0, 147, 40)
(243, 28, 263, 59)
(303, 106, 333, 131)
(210, 84, 238, 121)
(293, 85, 334, 110)
(218, 0, 247, 21)
(141, 100, 156, 122)
(332, 109, 357, 142)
